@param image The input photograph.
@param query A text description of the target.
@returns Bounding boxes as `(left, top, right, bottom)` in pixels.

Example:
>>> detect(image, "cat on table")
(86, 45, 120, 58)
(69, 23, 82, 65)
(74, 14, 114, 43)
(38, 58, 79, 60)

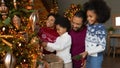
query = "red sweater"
(69, 26, 87, 68)
(38, 27, 59, 54)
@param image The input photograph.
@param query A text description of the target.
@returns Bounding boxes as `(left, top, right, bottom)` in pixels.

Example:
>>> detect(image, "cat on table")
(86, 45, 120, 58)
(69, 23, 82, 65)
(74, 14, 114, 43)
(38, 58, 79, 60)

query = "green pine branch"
(72, 54, 82, 60)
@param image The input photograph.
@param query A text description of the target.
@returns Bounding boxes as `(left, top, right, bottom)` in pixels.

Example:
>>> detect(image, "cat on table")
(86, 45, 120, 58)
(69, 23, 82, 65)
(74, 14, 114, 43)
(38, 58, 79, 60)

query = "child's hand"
(80, 51, 88, 59)
(41, 42, 47, 47)
(81, 59, 86, 68)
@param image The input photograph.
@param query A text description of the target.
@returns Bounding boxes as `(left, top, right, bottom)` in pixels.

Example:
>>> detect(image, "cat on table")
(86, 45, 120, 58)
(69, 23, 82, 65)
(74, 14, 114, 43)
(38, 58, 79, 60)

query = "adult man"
(69, 10, 87, 68)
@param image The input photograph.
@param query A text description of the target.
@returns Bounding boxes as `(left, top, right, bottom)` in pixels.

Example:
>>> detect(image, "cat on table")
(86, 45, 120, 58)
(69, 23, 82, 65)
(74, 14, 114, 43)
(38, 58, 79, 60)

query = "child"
(81, 0, 111, 68)
(42, 16, 72, 68)
(38, 13, 59, 54)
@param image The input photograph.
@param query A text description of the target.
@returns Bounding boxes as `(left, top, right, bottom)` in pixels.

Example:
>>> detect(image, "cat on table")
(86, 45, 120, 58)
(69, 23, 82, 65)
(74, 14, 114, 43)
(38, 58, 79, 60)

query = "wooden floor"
(102, 54, 120, 68)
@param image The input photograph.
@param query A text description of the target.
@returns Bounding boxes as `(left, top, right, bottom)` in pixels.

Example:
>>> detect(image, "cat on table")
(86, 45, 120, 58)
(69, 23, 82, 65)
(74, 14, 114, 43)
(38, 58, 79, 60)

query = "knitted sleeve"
(87, 25, 106, 55)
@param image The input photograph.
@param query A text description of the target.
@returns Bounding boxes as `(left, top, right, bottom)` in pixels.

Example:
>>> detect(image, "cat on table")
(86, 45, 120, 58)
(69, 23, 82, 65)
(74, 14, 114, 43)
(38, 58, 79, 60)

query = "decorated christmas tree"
(0, 0, 44, 67)
(64, 3, 82, 21)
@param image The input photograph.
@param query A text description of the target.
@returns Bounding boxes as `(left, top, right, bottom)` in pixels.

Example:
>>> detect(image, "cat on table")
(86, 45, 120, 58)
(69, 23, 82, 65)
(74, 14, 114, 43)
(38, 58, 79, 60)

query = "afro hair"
(83, 0, 111, 23)
(55, 16, 71, 32)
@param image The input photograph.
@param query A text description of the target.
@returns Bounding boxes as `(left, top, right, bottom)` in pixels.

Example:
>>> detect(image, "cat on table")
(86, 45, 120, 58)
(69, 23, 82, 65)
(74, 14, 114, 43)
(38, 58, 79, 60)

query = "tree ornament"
(0, 0, 8, 15)
(0, 0, 8, 20)
(12, 15, 21, 30)
(26, 0, 34, 10)
(4, 52, 16, 68)
(29, 11, 39, 32)
(13, 0, 17, 9)
(2, 14, 8, 20)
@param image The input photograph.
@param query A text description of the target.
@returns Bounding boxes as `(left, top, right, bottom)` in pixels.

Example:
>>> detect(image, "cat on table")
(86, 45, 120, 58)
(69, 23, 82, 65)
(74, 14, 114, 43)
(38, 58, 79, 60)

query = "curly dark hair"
(55, 16, 71, 32)
(47, 13, 60, 20)
(83, 0, 111, 23)
(74, 10, 87, 24)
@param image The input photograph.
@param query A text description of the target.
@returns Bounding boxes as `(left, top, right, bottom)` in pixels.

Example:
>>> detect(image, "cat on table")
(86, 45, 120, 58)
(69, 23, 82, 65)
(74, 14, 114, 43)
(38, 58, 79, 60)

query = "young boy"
(42, 16, 72, 68)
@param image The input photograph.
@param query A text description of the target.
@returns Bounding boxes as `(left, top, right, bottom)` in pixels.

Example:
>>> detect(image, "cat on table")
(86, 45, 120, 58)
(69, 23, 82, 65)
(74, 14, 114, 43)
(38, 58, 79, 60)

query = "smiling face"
(56, 24, 67, 36)
(71, 16, 83, 31)
(46, 15, 55, 28)
(87, 10, 98, 24)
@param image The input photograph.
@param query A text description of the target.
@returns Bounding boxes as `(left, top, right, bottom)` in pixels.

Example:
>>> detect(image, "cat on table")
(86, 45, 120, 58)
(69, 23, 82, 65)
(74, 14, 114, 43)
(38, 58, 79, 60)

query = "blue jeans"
(86, 53, 103, 68)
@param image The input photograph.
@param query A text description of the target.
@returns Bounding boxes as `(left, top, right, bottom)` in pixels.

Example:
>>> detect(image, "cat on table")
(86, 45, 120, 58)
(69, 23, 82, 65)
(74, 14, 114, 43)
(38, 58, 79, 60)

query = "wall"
(57, 0, 120, 28)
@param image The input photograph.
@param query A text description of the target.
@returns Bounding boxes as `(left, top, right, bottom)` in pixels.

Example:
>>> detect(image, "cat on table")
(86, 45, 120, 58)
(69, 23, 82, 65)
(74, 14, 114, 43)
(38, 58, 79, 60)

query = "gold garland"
(1, 38, 12, 47)
(0, 35, 14, 38)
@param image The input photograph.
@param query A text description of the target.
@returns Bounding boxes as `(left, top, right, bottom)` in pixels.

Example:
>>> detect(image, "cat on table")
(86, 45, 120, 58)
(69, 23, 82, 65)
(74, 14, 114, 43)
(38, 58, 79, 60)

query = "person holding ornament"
(38, 13, 59, 54)
(41, 16, 72, 68)
(80, 0, 111, 68)
(69, 10, 87, 68)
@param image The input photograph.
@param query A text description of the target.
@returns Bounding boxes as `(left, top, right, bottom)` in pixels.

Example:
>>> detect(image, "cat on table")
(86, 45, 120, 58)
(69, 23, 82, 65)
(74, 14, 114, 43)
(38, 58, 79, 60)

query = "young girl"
(38, 13, 59, 54)
(81, 0, 111, 68)
(42, 16, 72, 68)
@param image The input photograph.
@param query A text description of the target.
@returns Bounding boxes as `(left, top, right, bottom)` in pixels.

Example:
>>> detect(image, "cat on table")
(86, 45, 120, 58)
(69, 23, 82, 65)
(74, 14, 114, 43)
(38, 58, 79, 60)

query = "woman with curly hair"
(80, 0, 111, 68)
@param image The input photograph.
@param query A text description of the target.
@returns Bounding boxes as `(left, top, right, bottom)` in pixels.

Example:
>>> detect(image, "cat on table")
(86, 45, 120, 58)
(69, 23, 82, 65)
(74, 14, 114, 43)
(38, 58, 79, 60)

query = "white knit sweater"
(46, 32, 72, 63)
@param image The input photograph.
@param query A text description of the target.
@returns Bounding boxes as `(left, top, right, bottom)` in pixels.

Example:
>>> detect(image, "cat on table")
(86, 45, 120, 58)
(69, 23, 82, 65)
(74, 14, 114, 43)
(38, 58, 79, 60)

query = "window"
(112, 15, 120, 29)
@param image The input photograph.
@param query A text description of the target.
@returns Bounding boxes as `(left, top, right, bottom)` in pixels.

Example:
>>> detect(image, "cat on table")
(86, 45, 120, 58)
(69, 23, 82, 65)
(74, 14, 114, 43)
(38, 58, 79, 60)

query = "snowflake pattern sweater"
(85, 23, 106, 57)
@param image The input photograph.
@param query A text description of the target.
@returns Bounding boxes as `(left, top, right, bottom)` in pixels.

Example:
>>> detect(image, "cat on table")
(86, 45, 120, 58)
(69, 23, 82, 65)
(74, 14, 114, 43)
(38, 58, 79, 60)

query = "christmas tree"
(64, 3, 82, 21)
(0, 0, 44, 67)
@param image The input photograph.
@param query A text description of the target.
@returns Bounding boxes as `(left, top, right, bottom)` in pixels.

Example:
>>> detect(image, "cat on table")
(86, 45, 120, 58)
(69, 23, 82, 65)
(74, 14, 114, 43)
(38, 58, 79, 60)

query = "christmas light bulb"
(18, 43, 22, 47)
(2, 27, 5, 32)
(23, 59, 26, 62)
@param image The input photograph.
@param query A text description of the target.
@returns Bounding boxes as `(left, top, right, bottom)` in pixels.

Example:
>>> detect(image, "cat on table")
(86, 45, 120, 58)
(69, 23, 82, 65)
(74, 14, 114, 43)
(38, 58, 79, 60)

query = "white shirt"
(46, 32, 72, 63)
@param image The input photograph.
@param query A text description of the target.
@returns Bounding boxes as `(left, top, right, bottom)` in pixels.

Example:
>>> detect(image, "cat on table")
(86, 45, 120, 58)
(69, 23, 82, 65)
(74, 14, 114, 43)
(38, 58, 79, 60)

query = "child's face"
(87, 10, 98, 24)
(46, 16, 55, 28)
(56, 25, 67, 36)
